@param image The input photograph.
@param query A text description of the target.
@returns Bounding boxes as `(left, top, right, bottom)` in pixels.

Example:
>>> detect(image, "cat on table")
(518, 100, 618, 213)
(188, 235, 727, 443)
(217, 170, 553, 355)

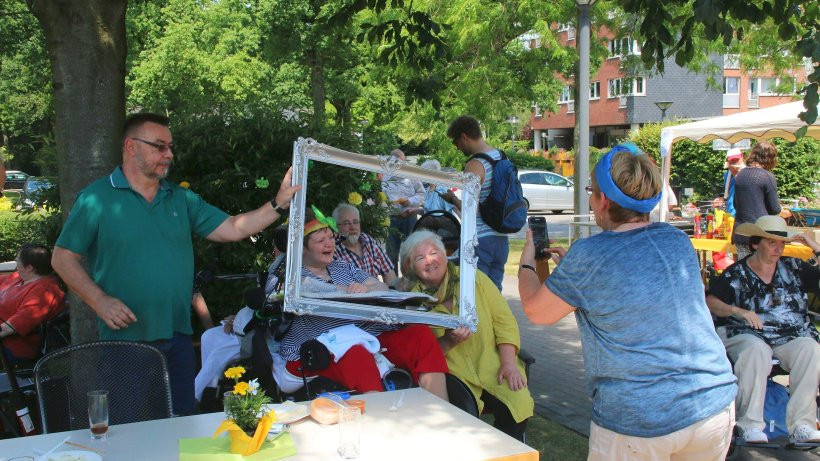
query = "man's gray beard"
(345, 233, 360, 245)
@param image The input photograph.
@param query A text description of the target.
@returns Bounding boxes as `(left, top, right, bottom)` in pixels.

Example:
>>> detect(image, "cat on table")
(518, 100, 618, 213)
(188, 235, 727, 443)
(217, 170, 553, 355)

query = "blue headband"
(593, 143, 661, 213)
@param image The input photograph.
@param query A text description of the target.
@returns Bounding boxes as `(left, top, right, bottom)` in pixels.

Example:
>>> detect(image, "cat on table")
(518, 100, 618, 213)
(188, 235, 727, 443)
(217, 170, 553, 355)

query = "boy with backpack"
(447, 116, 527, 290)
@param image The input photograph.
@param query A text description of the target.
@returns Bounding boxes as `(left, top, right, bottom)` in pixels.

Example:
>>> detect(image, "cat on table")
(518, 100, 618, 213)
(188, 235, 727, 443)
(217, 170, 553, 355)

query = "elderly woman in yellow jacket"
(399, 230, 534, 441)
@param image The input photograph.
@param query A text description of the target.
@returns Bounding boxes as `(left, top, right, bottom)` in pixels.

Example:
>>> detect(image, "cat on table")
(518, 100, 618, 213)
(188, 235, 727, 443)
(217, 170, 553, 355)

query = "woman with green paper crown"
(274, 207, 449, 399)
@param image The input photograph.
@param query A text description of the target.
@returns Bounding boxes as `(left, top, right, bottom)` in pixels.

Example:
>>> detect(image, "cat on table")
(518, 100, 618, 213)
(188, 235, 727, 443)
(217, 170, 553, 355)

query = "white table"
(0, 388, 538, 460)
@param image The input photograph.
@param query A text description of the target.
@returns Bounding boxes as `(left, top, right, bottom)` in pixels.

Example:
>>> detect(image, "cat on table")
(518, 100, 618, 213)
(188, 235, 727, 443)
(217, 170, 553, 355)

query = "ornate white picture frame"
(283, 138, 480, 331)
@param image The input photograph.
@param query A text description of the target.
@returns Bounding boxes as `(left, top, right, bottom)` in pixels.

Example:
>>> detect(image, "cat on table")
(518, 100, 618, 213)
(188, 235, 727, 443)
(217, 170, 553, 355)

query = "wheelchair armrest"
(518, 348, 535, 366)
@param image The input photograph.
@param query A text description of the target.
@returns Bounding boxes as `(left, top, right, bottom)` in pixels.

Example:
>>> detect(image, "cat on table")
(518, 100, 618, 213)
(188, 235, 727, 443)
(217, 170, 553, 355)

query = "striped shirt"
(474, 150, 506, 238)
(279, 260, 397, 361)
(334, 233, 395, 279)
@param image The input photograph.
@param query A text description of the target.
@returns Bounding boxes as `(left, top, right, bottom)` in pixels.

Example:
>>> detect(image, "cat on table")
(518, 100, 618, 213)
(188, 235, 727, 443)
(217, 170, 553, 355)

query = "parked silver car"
(4, 170, 29, 190)
(518, 170, 575, 213)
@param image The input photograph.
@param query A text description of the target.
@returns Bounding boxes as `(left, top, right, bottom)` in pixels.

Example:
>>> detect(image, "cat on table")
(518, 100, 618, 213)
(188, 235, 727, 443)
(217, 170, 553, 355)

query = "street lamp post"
(653, 101, 673, 222)
(654, 101, 673, 121)
(574, 0, 595, 238)
(506, 116, 519, 145)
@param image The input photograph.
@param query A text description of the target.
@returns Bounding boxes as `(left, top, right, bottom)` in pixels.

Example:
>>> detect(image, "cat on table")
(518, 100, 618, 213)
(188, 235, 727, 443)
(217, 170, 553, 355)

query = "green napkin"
(179, 433, 297, 460)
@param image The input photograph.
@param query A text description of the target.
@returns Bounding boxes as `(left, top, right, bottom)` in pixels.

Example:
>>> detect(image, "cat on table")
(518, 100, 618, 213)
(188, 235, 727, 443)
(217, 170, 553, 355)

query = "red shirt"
(0, 272, 65, 358)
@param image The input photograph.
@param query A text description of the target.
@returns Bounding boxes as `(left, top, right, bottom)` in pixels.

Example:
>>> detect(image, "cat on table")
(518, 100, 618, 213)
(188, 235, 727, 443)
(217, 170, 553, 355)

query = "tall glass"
(87, 390, 109, 439)
(337, 406, 362, 459)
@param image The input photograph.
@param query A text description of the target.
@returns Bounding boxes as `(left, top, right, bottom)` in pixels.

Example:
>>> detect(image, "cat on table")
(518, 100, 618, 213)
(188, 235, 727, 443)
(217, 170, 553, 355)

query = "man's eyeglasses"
(131, 137, 174, 153)
(584, 186, 593, 193)
(340, 220, 360, 227)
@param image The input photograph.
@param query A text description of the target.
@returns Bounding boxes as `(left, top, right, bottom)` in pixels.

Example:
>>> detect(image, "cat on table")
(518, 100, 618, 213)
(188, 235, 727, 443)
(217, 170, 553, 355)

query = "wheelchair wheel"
(445, 373, 478, 417)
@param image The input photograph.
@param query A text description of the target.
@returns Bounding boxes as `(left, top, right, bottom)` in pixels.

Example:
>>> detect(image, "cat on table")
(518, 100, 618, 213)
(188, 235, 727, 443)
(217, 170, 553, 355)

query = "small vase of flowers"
(213, 366, 276, 455)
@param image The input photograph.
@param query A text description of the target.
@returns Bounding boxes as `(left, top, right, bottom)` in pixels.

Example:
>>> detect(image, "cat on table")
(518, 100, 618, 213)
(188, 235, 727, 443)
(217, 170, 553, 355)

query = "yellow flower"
(381, 217, 391, 227)
(233, 381, 250, 396)
(347, 191, 363, 206)
(224, 366, 246, 380)
(179, 181, 190, 189)
(378, 192, 387, 203)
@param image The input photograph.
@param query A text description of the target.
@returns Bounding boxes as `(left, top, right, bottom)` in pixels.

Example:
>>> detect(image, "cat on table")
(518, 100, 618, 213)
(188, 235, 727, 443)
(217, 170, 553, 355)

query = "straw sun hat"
(734, 215, 798, 242)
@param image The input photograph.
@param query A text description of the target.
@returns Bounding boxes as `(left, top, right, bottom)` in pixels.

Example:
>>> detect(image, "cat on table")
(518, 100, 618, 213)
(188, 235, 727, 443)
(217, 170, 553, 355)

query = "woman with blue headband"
(518, 144, 737, 460)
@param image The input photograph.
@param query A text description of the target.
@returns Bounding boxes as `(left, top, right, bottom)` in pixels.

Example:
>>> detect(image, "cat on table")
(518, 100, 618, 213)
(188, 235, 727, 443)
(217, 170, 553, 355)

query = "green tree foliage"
(128, 0, 295, 121)
(616, 0, 819, 127)
(0, 0, 52, 172)
(357, 0, 577, 157)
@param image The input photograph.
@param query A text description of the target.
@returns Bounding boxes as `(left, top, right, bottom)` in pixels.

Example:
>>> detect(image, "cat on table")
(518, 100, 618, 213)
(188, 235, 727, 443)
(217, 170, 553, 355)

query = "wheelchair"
(726, 357, 820, 459)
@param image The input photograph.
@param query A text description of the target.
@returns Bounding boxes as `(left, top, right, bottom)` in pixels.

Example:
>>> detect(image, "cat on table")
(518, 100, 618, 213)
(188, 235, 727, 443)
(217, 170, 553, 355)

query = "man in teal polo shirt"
(52, 113, 300, 415)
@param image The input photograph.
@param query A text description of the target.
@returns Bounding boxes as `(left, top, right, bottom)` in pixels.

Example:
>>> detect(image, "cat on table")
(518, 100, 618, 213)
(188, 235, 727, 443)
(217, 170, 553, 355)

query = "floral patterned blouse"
(708, 256, 819, 346)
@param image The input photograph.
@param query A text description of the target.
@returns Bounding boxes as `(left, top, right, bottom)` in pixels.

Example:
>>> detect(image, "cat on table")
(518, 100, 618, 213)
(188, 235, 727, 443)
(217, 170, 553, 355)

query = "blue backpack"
(471, 151, 527, 234)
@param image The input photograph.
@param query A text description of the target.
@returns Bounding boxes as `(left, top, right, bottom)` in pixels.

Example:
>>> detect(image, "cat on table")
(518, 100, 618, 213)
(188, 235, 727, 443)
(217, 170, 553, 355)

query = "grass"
(525, 415, 589, 460)
(479, 414, 588, 460)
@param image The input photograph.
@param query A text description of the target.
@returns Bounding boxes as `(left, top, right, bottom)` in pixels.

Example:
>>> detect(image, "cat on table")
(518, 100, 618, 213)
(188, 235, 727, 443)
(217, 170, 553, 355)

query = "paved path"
(500, 274, 818, 460)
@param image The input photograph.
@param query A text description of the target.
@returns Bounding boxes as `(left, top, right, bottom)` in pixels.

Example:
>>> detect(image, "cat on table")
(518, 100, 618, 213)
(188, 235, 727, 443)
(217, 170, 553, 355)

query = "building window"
(608, 78, 622, 97)
(608, 36, 640, 58)
(758, 77, 778, 95)
(558, 85, 574, 103)
(608, 77, 644, 97)
(631, 77, 645, 95)
(557, 23, 576, 41)
(723, 77, 740, 108)
(533, 102, 542, 117)
(590, 81, 600, 100)
(754, 76, 796, 96)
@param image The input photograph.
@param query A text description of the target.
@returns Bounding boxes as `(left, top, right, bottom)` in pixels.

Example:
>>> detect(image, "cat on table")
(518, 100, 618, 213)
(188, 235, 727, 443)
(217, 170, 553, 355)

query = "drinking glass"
(337, 406, 362, 459)
(87, 390, 109, 439)
(223, 390, 237, 415)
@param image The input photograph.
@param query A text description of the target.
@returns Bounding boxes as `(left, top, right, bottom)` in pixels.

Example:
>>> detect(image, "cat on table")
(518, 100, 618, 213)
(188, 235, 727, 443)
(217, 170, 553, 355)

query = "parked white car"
(518, 170, 575, 213)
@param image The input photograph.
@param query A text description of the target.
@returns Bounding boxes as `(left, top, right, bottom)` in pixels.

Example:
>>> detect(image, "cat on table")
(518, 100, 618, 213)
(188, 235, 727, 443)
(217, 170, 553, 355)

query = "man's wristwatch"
(270, 199, 288, 215)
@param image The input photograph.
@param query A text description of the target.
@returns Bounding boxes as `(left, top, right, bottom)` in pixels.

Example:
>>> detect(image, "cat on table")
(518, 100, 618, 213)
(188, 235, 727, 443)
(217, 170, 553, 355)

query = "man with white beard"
(332, 204, 397, 283)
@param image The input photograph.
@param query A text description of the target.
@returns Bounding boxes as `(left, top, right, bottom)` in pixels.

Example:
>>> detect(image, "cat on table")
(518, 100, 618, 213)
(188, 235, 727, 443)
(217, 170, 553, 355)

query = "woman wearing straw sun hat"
(706, 215, 820, 445)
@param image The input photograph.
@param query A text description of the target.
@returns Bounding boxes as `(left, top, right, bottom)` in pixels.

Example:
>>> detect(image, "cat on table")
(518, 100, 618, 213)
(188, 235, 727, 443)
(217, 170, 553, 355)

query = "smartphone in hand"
(528, 216, 550, 260)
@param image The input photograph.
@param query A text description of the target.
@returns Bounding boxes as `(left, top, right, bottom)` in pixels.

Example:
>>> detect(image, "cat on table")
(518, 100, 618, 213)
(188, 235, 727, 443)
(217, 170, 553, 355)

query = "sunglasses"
(131, 137, 174, 153)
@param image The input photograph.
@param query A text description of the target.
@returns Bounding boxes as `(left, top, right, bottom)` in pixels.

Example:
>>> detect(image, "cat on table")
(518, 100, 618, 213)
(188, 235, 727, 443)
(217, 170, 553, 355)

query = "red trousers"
(285, 324, 448, 393)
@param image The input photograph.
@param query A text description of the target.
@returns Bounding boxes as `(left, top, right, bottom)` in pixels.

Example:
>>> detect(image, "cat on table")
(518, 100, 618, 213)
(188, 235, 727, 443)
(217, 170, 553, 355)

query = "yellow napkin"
(179, 432, 296, 460)
(213, 413, 276, 455)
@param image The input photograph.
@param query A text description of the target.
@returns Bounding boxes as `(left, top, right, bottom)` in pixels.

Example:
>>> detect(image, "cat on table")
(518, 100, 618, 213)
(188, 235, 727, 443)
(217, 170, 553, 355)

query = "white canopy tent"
(657, 101, 820, 221)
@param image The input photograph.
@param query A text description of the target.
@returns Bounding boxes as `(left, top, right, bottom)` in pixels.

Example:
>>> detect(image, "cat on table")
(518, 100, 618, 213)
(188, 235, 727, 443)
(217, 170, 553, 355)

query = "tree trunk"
(28, 0, 127, 344)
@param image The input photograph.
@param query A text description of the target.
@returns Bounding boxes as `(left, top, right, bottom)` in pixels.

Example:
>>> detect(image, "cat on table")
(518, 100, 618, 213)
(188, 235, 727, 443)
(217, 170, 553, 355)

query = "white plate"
(39, 450, 102, 461)
(263, 401, 309, 424)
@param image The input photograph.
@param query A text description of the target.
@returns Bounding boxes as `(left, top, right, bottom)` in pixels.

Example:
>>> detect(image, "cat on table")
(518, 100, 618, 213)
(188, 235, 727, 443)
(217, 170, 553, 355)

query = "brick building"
(529, 25, 809, 150)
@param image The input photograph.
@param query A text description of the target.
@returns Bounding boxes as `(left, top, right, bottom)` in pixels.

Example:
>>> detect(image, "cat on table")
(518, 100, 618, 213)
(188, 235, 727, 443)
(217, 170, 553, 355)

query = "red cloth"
(0, 273, 65, 358)
(286, 324, 448, 393)
(712, 251, 734, 271)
